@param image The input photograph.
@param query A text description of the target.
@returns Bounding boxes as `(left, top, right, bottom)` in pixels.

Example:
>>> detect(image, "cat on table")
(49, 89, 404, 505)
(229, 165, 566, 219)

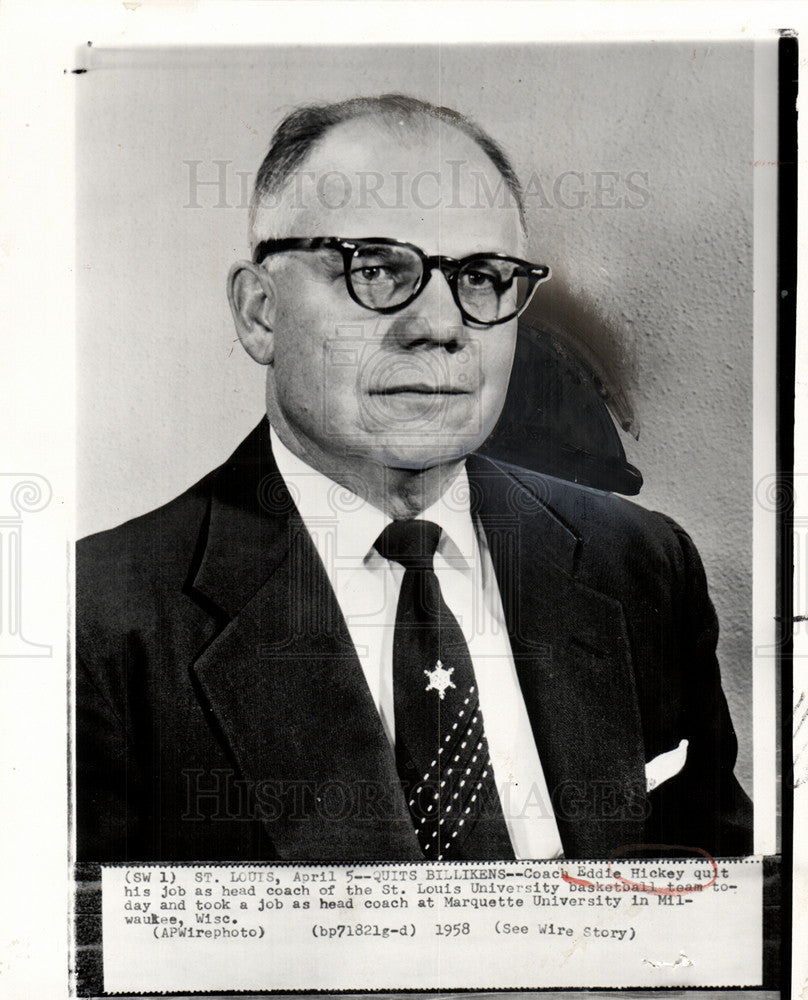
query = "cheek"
(271, 312, 323, 411)
(481, 331, 517, 394)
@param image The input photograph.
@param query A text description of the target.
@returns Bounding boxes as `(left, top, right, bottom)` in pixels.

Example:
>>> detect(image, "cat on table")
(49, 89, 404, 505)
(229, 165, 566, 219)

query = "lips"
(370, 384, 472, 395)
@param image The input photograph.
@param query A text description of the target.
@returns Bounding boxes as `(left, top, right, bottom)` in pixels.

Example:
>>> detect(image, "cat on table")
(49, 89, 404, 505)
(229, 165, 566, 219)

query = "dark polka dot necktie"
(375, 519, 514, 860)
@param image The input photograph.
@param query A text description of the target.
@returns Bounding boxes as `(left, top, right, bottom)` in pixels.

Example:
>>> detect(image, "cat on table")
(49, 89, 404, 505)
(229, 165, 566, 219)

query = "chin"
(371, 435, 484, 471)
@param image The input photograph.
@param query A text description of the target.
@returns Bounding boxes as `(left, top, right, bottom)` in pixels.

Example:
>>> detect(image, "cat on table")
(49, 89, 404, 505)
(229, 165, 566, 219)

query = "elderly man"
(76, 95, 752, 862)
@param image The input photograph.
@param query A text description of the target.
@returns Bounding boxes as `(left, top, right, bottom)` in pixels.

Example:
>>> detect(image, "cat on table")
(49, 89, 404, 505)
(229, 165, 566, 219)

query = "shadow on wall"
(482, 290, 643, 496)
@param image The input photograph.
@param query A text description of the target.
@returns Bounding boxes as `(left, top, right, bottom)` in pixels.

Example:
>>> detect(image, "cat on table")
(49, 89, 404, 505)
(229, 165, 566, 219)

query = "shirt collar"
(269, 425, 476, 568)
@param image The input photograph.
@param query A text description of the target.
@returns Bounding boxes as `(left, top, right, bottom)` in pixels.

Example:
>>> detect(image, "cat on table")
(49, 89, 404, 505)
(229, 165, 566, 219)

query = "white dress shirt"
(270, 427, 563, 859)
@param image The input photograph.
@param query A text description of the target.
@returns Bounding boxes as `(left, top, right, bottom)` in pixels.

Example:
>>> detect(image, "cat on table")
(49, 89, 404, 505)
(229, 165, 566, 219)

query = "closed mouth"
(370, 385, 471, 395)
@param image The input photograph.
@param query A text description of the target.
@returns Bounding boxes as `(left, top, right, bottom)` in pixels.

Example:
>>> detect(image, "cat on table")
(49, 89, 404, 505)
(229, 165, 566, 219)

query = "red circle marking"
(607, 844, 717, 895)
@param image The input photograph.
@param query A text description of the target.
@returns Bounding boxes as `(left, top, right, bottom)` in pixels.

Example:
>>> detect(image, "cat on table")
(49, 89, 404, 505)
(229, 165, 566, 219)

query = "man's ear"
(227, 261, 278, 365)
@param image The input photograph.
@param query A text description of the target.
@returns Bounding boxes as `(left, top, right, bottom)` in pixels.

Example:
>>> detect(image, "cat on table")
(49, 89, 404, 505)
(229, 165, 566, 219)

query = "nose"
(389, 269, 467, 352)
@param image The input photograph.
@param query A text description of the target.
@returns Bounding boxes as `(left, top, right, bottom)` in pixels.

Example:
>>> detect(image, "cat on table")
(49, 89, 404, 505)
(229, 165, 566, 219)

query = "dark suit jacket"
(76, 421, 752, 861)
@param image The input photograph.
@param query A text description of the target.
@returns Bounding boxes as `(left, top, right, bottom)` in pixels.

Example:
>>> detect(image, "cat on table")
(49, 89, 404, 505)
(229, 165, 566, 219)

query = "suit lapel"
(187, 424, 420, 861)
(467, 454, 648, 858)
(184, 425, 646, 860)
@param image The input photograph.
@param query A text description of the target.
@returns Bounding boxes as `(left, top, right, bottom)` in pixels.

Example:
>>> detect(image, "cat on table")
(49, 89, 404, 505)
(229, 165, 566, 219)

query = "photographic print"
(3, 5, 796, 998)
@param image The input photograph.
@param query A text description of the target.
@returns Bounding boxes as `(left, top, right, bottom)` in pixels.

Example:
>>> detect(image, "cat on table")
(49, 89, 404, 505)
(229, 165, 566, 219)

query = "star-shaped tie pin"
(424, 660, 455, 700)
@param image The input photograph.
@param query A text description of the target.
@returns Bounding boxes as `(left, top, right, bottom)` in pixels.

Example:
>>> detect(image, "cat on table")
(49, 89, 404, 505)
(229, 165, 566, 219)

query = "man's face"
(260, 119, 524, 475)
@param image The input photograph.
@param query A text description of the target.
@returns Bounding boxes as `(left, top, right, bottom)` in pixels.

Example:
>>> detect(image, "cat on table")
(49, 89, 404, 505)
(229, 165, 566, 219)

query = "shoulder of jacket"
(76, 465, 218, 589)
(475, 452, 674, 537)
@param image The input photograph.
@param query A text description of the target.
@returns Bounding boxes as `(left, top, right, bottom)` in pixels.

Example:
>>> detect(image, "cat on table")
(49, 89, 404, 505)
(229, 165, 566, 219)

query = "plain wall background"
(76, 41, 755, 794)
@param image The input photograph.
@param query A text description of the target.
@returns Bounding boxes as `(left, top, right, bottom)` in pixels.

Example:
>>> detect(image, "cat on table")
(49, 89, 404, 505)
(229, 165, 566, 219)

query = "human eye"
(350, 245, 419, 289)
(461, 269, 497, 290)
(346, 244, 421, 309)
(458, 265, 503, 298)
(351, 262, 393, 285)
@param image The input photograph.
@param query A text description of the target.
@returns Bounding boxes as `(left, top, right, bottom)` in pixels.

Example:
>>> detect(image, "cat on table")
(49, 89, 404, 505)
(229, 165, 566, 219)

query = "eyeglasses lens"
(457, 260, 528, 324)
(347, 244, 534, 323)
(349, 245, 422, 310)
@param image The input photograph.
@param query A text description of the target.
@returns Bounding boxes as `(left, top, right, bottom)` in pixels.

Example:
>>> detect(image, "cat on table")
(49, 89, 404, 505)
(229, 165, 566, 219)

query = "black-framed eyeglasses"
(252, 237, 550, 327)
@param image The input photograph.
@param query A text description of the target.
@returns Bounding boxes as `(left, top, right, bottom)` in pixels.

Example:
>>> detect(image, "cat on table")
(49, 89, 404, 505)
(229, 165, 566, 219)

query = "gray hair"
(248, 93, 526, 249)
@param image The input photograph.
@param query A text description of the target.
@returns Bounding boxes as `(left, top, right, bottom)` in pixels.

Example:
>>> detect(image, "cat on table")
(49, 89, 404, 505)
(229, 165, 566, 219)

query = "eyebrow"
(260, 238, 529, 262)
(290, 245, 343, 265)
